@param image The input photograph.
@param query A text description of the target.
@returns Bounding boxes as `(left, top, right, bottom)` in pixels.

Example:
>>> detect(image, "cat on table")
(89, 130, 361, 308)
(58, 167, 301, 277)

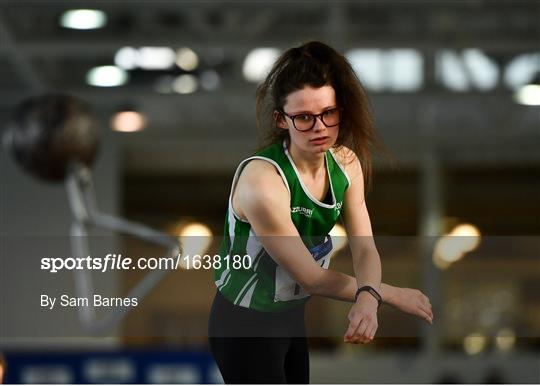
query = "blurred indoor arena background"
(0, 0, 539, 384)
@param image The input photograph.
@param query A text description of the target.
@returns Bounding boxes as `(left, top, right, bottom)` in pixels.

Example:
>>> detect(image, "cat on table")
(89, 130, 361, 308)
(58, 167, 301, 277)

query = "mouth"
(309, 136, 329, 143)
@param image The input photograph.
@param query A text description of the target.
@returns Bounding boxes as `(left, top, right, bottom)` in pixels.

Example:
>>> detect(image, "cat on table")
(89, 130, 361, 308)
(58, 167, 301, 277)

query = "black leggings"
(208, 291, 310, 384)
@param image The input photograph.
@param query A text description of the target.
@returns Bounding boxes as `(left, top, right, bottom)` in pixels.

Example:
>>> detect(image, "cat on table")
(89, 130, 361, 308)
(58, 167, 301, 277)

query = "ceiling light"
(433, 222, 481, 269)
(173, 222, 214, 269)
(514, 80, 540, 106)
(495, 328, 516, 352)
(387, 49, 423, 91)
(463, 332, 488, 355)
(60, 9, 107, 30)
(110, 111, 146, 132)
(172, 75, 198, 94)
(448, 223, 481, 252)
(137, 47, 176, 70)
(462, 49, 499, 91)
(438, 50, 470, 91)
(243, 48, 280, 83)
(346, 49, 384, 91)
(504, 53, 540, 90)
(86, 66, 128, 87)
(114, 47, 139, 70)
(176, 47, 199, 71)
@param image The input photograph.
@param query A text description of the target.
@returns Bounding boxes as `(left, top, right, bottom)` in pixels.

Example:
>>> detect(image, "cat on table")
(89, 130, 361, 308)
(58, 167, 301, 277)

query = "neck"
(288, 141, 326, 178)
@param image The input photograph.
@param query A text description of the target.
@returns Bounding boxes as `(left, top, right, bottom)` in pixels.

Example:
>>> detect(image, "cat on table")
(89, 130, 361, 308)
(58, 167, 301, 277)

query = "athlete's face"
(276, 85, 339, 155)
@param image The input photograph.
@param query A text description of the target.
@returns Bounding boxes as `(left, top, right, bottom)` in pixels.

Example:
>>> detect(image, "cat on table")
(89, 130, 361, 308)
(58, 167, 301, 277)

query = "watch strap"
(355, 285, 383, 308)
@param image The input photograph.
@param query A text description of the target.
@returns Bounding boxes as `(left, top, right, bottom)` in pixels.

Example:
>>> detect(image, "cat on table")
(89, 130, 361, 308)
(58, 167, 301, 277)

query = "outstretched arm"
(380, 283, 434, 324)
(335, 273, 434, 325)
(338, 148, 432, 343)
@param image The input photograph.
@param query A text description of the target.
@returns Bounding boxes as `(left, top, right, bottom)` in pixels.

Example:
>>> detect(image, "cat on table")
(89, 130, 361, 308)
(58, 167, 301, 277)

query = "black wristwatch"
(355, 286, 383, 308)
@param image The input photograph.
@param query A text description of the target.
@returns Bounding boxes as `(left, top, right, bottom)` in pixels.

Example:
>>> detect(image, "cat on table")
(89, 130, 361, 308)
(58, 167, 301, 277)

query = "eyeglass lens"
(293, 109, 340, 131)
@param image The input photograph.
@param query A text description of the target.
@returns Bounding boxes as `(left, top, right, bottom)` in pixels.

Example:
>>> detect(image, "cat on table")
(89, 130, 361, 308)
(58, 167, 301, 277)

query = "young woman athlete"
(208, 41, 434, 384)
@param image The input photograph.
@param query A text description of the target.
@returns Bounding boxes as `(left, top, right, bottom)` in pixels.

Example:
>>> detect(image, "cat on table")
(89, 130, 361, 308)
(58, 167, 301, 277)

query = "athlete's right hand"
(343, 291, 379, 344)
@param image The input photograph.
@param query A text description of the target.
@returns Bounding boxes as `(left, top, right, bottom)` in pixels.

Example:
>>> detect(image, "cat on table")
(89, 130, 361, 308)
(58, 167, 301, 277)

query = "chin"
(312, 144, 330, 153)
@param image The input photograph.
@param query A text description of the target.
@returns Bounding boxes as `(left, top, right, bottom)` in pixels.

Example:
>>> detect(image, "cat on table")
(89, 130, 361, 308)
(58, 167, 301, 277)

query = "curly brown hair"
(256, 41, 389, 192)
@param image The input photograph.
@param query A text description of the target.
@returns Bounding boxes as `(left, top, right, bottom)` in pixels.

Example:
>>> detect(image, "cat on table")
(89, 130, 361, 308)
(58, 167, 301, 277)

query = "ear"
(273, 110, 288, 129)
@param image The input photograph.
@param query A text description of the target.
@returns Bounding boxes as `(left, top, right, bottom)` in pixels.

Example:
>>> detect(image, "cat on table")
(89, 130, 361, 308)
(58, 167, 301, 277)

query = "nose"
(312, 116, 327, 132)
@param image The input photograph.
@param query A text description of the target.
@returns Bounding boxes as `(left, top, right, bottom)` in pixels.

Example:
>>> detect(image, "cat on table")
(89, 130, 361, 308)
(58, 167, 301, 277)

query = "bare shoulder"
(237, 159, 287, 193)
(332, 145, 363, 182)
(233, 159, 289, 220)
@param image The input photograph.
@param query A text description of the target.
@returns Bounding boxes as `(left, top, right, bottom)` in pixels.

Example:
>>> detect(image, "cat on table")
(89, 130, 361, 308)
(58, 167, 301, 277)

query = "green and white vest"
(214, 140, 350, 311)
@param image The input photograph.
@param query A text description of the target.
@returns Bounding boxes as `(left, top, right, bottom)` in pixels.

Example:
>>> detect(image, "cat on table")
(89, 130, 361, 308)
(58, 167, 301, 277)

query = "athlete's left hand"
(388, 287, 434, 325)
(343, 292, 379, 344)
